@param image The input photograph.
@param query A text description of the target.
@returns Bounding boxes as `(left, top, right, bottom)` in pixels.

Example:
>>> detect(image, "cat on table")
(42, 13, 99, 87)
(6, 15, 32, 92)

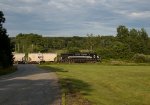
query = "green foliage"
(67, 47, 80, 53)
(15, 33, 44, 53)
(96, 48, 113, 59)
(0, 11, 13, 68)
(12, 25, 150, 61)
(117, 25, 129, 42)
(96, 41, 133, 59)
(117, 25, 149, 54)
(14, 35, 86, 53)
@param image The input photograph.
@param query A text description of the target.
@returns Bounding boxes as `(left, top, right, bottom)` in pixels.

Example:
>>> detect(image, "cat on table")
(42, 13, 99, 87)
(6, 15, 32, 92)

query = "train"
(13, 53, 57, 64)
(60, 53, 100, 63)
(13, 52, 100, 64)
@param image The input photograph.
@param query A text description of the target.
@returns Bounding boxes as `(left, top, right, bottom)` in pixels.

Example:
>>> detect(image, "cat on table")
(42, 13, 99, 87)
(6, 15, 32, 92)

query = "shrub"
(132, 54, 150, 63)
(67, 47, 80, 53)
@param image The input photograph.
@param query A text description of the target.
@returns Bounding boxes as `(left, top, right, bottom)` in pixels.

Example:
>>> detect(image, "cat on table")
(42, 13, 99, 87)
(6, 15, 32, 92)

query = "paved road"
(0, 64, 61, 105)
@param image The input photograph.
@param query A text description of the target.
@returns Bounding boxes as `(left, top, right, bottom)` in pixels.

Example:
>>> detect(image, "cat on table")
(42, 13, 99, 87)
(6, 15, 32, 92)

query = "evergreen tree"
(0, 11, 13, 68)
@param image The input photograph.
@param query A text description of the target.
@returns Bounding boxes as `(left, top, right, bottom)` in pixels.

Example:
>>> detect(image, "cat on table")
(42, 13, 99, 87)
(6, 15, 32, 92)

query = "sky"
(0, 0, 150, 37)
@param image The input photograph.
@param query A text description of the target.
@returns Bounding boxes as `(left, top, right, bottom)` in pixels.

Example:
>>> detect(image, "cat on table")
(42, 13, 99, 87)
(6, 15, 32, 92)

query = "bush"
(96, 48, 113, 59)
(67, 47, 80, 53)
(132, 54, 150, 63)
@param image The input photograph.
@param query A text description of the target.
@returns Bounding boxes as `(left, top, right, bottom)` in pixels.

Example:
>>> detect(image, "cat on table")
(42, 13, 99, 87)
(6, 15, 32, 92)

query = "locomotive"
(60, 53, 100, 63)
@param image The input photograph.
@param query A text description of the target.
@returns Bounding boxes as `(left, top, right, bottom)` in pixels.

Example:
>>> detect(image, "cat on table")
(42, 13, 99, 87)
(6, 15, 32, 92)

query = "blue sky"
(0, 0, 150, 37)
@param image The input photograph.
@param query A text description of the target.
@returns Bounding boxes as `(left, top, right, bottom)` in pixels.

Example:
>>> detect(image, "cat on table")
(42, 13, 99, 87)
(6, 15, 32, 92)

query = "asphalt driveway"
(0, 64, 61, 105)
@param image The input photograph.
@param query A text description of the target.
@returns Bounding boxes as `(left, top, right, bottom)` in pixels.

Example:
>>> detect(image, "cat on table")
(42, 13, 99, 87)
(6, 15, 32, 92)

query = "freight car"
(60, 53, 100, 63)
(13, 53, 57, 64)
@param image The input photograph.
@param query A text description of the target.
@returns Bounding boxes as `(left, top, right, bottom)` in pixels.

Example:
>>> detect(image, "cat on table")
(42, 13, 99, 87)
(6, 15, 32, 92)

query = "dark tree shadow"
(59, 78, 93, 105)
(59, 78, 92, 94)
(40, 65, 68, 72)
(40, 65, 93, 105)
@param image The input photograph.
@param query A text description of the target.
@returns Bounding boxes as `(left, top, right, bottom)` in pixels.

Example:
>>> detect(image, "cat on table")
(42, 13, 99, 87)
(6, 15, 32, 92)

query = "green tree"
(86, 34, 97, 51)
(138, 28, 149, 54)
(112, 41, 132, 59)
(0, 11, 13, 68)
(15, 33, 44, 53)
(128, 28, 139, 53)
(117, 25, 129, 42)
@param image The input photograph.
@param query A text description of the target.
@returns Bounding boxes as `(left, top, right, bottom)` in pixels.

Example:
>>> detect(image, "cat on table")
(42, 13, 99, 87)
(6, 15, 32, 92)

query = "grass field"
(40, 64, 150, 105)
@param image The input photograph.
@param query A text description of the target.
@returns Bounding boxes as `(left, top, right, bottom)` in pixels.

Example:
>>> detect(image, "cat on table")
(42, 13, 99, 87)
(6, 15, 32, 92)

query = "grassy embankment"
(0, 66, 17, 76)
(40, 64, 150, 105)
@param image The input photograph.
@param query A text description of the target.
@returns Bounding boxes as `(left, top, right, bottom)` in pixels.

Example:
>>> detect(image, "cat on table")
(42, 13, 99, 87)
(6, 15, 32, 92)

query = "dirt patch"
(65, 93, 91, 105)
(59, 78, 92, 105)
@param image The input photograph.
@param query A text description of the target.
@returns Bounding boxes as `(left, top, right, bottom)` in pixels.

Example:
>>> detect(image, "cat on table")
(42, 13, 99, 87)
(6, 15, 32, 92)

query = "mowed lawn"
(42, 64, 150, 105)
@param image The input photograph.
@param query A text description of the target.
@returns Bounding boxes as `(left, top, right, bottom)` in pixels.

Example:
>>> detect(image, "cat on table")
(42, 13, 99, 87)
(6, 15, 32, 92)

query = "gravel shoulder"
(0, 64, 61, 105)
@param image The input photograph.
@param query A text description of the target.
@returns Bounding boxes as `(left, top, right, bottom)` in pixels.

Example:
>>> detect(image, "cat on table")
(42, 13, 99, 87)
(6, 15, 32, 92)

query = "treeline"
(11, 25, 150, 60)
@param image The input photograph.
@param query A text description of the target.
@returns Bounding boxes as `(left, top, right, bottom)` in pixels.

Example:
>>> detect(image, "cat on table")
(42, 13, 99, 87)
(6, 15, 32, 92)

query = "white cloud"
(0, 0, 37, 14)
(48, 1, 65, 9)
(85, 0, 96, 4)
(47, 0, 100, 10)
(0, 0, 150, 36)
(47, 0, 76, 10)
(18, 0, 38, 3)
(128, 11, 150, 19)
